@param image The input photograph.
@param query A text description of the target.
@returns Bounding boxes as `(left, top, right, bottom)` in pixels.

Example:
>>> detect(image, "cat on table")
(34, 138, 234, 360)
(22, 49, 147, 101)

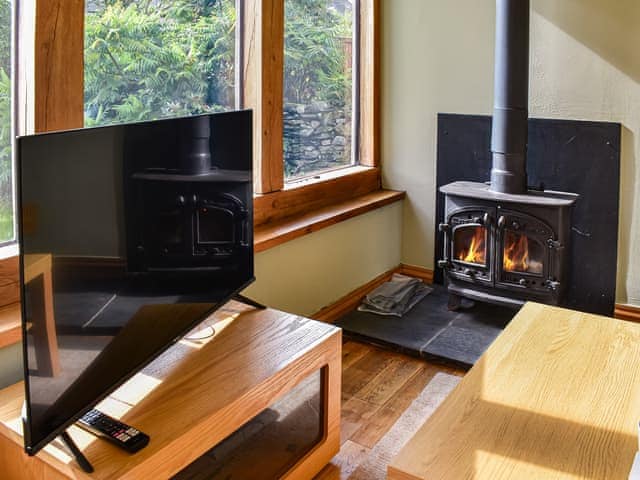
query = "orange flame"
(503, 232, 531, 272)
(458, 227, 486, 264)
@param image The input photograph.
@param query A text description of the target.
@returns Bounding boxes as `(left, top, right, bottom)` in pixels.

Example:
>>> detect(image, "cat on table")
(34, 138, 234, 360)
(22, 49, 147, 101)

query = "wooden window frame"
(28, 0, 85, 135)
(26, 0, 379, 227)
(244, 0, 381, 226)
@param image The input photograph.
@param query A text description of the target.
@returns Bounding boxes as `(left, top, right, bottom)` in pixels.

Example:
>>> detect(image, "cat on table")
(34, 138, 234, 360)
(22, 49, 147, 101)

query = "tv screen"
(18, 111, 253, 454)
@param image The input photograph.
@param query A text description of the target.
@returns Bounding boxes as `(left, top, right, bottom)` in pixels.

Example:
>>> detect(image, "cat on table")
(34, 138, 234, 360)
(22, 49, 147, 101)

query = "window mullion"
(33, 0, 84, 133)
(359, 0, 379, 168)
(243, 0, 285, 195)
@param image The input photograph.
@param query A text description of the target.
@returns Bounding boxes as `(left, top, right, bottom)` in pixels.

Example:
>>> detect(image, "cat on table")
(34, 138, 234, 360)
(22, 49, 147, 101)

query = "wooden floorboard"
(354, 358, 423, 406)
(314, 340, 465, 479)
(341, 348, 404, 398)
(340, 341, 373, 371)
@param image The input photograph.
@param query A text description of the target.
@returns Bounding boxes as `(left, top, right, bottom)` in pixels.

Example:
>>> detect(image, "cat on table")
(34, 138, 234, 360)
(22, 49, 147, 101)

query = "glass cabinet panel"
(174, 369, 324, 479)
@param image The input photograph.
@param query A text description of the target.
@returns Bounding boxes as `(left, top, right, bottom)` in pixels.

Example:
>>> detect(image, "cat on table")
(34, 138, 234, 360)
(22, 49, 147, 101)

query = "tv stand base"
(232, 294, 266, 310)
(59, 431, 93, 473)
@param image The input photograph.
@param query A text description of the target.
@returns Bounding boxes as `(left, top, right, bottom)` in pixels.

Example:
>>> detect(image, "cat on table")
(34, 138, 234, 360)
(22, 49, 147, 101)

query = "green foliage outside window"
(284, 0, 351, 106)
(84, 0, 354, 180)
(84, 0, 236, 126)
(284, 0, 353, 179)
(0, 0, 12, 242)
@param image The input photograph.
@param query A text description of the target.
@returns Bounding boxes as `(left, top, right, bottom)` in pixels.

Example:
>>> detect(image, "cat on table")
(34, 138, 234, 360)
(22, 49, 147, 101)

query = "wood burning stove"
(439, 182, 577, 307)
(438, 0, 578, 308)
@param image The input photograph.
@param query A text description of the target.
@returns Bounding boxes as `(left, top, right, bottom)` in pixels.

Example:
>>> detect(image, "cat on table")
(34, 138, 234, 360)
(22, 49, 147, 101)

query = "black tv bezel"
(17, 111, 254, 455)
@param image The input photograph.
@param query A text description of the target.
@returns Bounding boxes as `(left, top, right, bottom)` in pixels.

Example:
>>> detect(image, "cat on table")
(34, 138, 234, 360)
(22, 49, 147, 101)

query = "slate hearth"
(335, 285, 517, 368)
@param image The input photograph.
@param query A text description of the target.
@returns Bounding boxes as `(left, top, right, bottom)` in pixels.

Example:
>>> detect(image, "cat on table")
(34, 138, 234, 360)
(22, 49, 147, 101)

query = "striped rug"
(347, 372, 461, 480)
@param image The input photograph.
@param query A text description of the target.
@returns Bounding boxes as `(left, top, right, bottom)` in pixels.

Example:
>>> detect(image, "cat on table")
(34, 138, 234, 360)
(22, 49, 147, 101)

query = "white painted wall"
(244, 202, 403, 316)
(382, 0, 640, 306)
(381, 0, 495, 274)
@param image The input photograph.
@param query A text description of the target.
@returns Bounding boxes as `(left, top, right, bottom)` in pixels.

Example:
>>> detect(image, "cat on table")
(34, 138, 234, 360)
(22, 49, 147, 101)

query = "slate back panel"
(434, 113, 621, 316)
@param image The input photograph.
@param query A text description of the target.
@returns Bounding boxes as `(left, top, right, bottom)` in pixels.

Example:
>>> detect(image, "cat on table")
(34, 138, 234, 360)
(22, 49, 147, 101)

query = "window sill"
(0, 254, 19, 310)
(0, 243, 18, 261)
(254, 189, 405, 253)
(283, 165, 373, 190)
(0, 303, 21, 349)
(254, 166, 382, 226)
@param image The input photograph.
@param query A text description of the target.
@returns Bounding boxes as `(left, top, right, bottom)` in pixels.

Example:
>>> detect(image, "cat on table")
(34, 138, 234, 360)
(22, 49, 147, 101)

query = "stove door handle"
(547, 239, 564, 250)
(545, 280, 561, 291)
(439, 222, 451, 268)
(497, 215, 506, 229)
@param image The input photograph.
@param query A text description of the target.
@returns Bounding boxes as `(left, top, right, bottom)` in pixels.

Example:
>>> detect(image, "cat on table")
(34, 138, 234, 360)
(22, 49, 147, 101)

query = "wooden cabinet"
(0, 301, 341, 479)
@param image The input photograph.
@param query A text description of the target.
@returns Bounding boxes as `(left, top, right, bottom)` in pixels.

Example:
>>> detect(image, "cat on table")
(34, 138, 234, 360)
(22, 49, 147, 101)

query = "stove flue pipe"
(179, 115, 212, 175)
(490, 0, 530, 194)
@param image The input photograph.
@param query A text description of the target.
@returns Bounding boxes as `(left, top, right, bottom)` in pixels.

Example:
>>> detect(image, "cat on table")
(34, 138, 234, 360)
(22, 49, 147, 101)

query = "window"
(0, 0, 13, 244)
(283, 0, 356, 180)
(29, 0, 379, 227)
(249, 0, 380, 225)
(84, 0, 238, 126)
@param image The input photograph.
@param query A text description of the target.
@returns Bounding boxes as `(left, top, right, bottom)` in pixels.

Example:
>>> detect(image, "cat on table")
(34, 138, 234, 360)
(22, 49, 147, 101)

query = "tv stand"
(0, 301, 341, 479)
(232, 293, 266, 309)
(59, 431, 93, 474)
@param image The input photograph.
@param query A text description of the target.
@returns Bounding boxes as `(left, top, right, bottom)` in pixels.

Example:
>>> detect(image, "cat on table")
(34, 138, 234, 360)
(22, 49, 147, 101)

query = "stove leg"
(448, 293, 476, 311)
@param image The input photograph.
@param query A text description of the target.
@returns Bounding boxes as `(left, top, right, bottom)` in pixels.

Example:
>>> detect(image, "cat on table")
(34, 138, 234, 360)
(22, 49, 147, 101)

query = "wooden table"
(389, 302, 640, 480)
(0, 301, 341, 479)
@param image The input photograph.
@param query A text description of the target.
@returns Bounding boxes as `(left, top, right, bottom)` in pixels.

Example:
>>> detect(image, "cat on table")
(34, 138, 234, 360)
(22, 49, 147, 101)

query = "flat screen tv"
(17, 110, 254, 456)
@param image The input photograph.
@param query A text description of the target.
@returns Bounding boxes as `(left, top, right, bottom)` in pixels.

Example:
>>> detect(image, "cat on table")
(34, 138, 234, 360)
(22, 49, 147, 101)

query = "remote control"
(77, 409, 149, 453)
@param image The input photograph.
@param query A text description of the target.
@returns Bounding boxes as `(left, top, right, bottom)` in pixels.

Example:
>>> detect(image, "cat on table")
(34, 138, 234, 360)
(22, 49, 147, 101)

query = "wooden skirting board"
(312, 267, 400, 323)
(398, 264, 434, 284)
(312, 263, 639, 324)
(311, 264, 431, 324)
(615, 304, 640, 323)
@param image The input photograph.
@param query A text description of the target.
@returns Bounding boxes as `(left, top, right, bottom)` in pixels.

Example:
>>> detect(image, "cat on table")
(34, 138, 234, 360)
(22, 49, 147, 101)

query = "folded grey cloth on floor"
(358, 273, 432, 317)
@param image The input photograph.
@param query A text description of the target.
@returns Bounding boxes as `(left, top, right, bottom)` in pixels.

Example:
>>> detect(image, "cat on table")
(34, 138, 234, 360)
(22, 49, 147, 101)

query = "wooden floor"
(314, 341, 466, 480)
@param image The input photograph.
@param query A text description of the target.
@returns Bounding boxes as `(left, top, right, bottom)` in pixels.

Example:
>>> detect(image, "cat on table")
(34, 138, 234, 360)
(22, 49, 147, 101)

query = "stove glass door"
(496, 210, 554, 293)
(453, 225, 488, 267)
(502, 230, 545, 275)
